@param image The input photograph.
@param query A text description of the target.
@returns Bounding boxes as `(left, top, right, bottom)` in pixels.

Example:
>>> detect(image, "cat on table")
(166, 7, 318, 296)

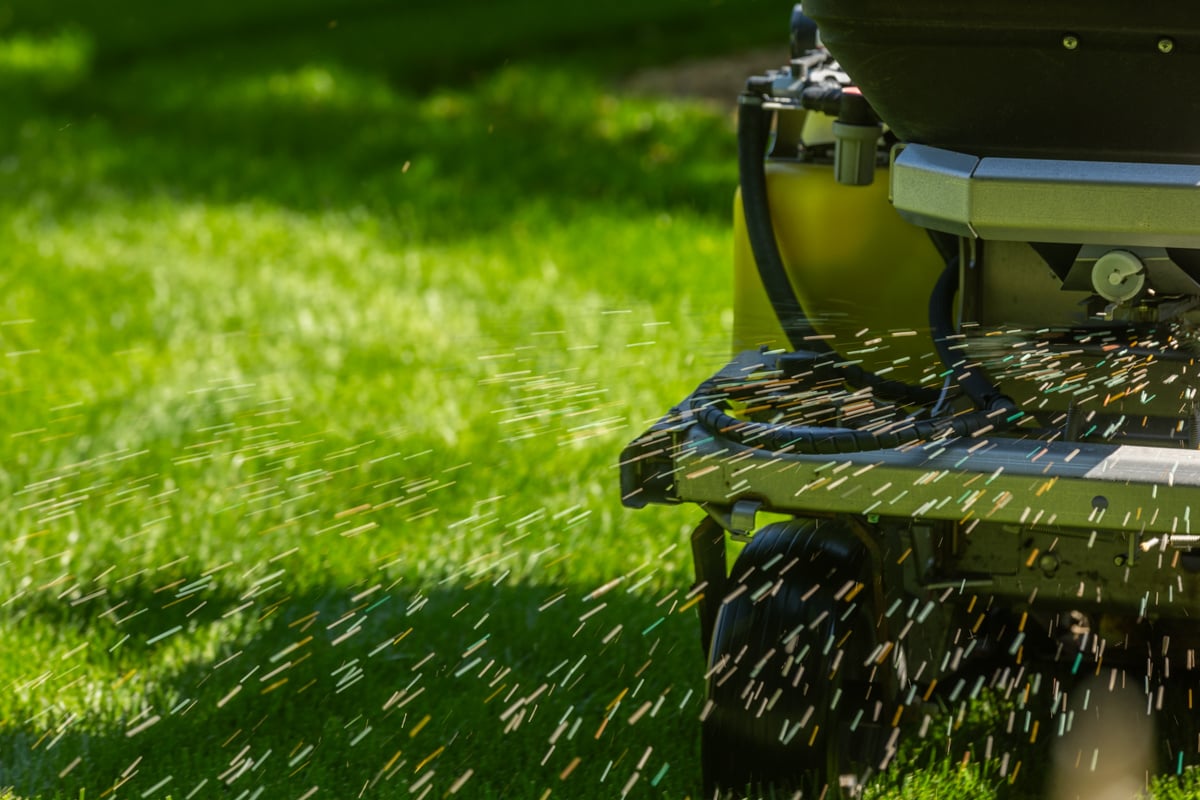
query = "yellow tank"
(732, 161, 946, 376)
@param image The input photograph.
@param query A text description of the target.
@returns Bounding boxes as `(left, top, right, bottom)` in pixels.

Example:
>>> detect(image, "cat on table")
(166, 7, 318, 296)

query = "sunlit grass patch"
(0, 34, 735, 792)
(0, 29, 92, 90)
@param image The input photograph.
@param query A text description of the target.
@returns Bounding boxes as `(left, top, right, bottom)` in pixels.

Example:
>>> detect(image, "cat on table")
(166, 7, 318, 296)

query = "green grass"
(0, 3, 770, 798)
(0, 3, 1195, 799)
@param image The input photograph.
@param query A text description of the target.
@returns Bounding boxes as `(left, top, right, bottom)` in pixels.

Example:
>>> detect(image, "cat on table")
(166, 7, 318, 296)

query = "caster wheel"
(701, 519, 881, 799)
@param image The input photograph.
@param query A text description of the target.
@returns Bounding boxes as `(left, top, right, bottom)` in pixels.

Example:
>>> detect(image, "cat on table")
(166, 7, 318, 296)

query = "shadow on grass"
(0, 573, 705, 798)
(6, 569, 1170, 800)
(0, 62, 741, 247)
(0, 0, 793, 245)
(3, 0, 785, 89)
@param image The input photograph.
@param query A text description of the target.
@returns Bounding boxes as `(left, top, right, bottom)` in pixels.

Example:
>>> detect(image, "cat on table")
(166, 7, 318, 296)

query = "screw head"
(1113, 554, 1128, 567)
(1062, 33, 1080, 50)
(1158, 37, 1176, 54)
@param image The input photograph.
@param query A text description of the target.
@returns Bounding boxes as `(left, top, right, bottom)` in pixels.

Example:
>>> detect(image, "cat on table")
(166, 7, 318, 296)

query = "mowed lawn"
(0, 2, 776, 798)
(1, 3, 1198, 799)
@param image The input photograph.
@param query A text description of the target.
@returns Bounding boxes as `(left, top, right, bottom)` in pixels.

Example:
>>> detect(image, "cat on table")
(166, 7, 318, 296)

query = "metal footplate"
(667, 425, 1200, 538)
(622, 352, 1200, 617)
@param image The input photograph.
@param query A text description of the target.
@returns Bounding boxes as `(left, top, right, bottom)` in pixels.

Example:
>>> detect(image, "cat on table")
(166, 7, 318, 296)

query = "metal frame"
(890, 143, 1200, 247)
(622, 350, 1200, 620)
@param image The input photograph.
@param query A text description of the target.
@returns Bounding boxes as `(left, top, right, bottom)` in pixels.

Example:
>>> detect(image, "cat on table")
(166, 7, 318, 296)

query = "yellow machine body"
(732, 161, 945, 375)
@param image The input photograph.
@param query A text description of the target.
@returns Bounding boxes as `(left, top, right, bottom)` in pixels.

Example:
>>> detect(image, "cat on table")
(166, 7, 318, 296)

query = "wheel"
(701, 519, 882, 799)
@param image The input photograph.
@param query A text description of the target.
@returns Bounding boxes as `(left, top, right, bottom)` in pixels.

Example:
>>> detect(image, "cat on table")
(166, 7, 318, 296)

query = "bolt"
(1113, 554, 1128, 567)
(866, 513, 880, 524)
(1039, 552, 1061, 575)
(1062, 34, 1079, 50)
(1159, 37, 1175, 54)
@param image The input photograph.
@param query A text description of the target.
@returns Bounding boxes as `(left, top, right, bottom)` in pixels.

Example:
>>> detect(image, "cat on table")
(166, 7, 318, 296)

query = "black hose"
(928, 258, 1017, 415)
(690, 259, 1023, 454)
(781, 353, 946, 406)
(736, 81, 1016, 444)
(738, 90, 943, 406)
(738, 92, 827, 353)
(691, 380, 1014, 454)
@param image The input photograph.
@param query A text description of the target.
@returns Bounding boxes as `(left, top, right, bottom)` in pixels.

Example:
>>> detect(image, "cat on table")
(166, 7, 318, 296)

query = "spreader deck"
(622, 350, 1200, 617)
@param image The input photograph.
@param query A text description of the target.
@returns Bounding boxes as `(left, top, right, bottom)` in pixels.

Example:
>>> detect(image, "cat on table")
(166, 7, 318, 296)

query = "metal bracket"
(702, 499, 764, 541)
(1063, 246, 1200, 298)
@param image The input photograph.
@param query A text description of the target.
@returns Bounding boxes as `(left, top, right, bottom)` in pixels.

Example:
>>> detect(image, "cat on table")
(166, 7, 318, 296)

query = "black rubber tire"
(701, 519, 879, 799)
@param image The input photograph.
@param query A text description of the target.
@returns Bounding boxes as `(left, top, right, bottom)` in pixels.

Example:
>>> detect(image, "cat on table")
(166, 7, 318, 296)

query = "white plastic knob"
(1091, 250, 1145, 302)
